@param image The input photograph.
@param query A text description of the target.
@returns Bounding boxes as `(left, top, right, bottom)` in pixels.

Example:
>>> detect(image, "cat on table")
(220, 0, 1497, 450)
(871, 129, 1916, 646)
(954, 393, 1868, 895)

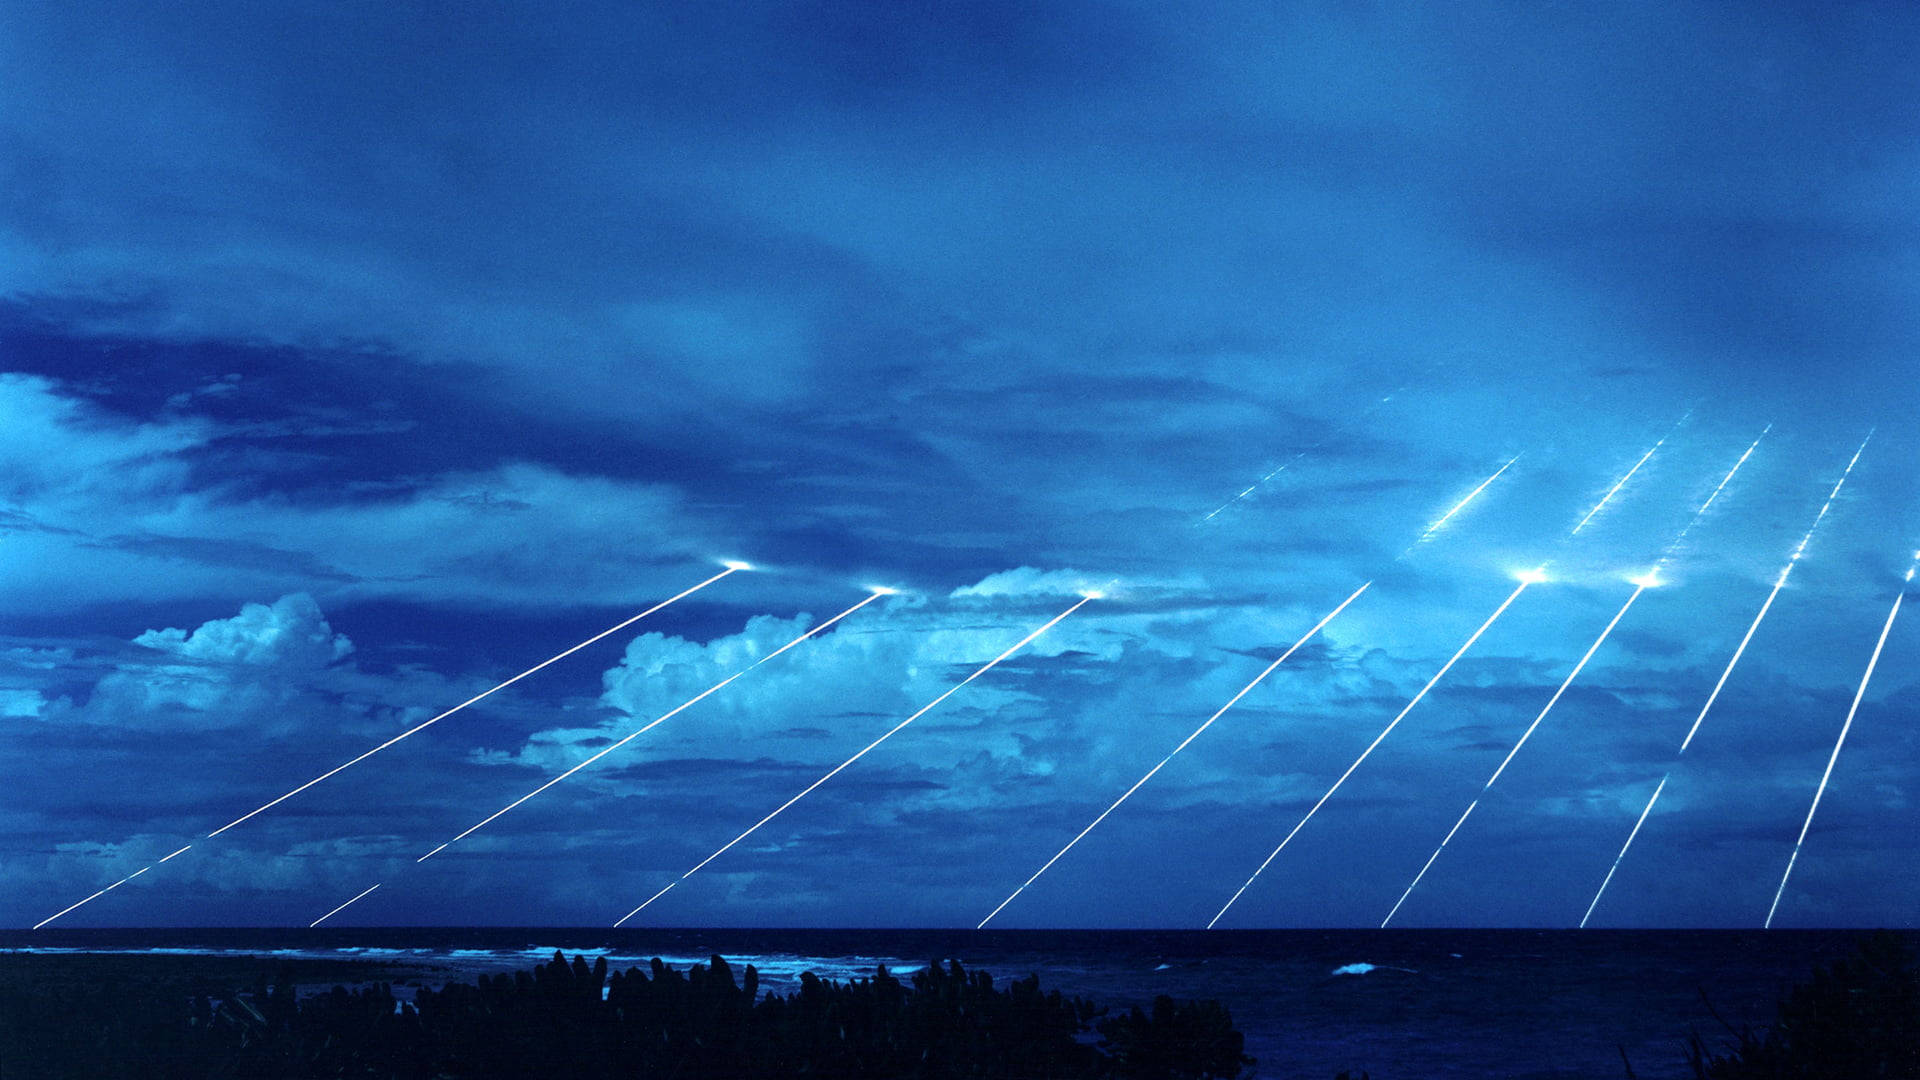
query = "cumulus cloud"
(135, 593, 354, 667)
(487, 567, 1396, 830)
(65, 594, 350, 732)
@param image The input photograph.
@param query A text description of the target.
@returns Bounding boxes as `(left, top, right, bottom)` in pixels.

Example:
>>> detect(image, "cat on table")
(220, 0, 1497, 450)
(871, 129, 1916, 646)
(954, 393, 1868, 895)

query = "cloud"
(60, 594, 349, 732)
(5, 1, 1914, 428)
(0, 372, 212, 502)
(134, 593, 353, 667)
(0, 687, 44, 718)
(4, 2, 1918, 927)
(0, 374, 718, 612)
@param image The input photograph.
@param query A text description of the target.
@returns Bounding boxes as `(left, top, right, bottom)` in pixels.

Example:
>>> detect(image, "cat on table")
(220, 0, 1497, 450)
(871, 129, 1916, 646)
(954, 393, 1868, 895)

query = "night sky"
(4, 2, 1918, 929)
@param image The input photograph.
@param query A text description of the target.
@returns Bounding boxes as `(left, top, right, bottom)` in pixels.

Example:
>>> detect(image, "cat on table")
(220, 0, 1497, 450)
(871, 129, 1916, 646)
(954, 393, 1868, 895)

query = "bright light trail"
(32, 867, 149, 931)
(1677, 431, 1867, 758)
(414, 590, 887, 864)
(210, 565, 744, 838)
(1579, 774, 1666, 929)
(1197, 384, 1409, 523)
(1692, 425, 1770, 520)
(1412, 457, 1519, 546)
(1569, 420, 1683, 536)
(976, 581, 1372, 928)
(1208, 574, 1538, 929)
(310, 883, 380, 928)
(1199, 454, 1309, 522)
(304, 589, 890, 928)
(1380, 580, 1649, 927)
(34, 564, 745, 928)
(615, 594, 1093, 927)
(1384, 430, 1778, 925)
(1764, 552, 1915, 928)
(1580, 432, 1874, 926)
(979, 453, 1526, 926)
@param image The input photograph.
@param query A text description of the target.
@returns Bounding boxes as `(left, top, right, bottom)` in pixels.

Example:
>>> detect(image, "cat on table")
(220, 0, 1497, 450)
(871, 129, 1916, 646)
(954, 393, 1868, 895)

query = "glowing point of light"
(1380, 580, 1645, 927)
(1209, 575, 1534, 929)
(722, 560, 753, 571)
(1516, 567, 1549, 585)
(200, 566, 738, 841)
(408, 592, 879, 866)
(310, 883, 380, 928)
(1629, 571, 1661, 589)
(977, 580, 1372, 929)
(1765, 586, 1906, 928)
(866, 585, 899, 596)
(1079, 589, 1105, 600)
(617, 594, 1093, 926)
(1585, 437, 1874, 919)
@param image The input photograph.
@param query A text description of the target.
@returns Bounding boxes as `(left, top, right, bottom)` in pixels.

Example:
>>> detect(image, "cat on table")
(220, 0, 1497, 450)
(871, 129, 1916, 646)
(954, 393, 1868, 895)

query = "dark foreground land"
(2, 932, 1916, 1079)
(0, 950, 1250, 1079)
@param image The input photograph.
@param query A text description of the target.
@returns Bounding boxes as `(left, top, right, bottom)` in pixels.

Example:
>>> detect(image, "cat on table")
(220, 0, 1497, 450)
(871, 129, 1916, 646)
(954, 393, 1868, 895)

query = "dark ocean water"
(2, 928, 1891, 1079)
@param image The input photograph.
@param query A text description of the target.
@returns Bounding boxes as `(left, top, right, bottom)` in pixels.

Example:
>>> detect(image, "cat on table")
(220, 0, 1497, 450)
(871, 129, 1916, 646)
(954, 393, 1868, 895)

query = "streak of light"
(1380, 581, 1649, 926)
(1388, 430, 1777, 927)
(310, 883, 380, 928)
(35, 565, 744, 929)
(1208, 575, 1538, 929)
(1679, 431, 1871, 756)
(1784, 430, 1872, 566)
(208, 565, 745, 838)
(1196, 383, 1410, 523)
(1765, 556, 1913, 928)
(1580, 774, 1667, 929)
(1579, 432, 1873, 925)
(976, 581, 1373, 928)
(305, 589, 887, 927)
(1199, 455, 1307, 522)
(615, 595, 1093, 927)
(1692, 424, 1770, 519)
(33, 868, 150, 930)
(1413, 457, 1519, 545)
(1569, 427, 1674, 536)
(415, 590, 888, 863)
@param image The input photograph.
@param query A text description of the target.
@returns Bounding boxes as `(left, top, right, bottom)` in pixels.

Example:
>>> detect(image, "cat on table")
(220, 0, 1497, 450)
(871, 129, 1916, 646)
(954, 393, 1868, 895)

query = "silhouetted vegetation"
(0, 952, 1253, 1079)
(1685, 930, 1920, 1079)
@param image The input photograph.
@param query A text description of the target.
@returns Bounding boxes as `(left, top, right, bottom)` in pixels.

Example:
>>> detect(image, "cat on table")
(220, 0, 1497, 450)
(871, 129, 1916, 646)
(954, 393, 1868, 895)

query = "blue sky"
(3, 1, 1917, 928)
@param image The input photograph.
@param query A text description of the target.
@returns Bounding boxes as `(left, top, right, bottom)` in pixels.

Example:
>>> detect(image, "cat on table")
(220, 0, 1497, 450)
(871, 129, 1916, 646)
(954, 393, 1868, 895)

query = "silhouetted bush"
(1097, 995, 1250, 1079)
(1686, 930, 1920, 1079)
(0, 952, 1254, 1079)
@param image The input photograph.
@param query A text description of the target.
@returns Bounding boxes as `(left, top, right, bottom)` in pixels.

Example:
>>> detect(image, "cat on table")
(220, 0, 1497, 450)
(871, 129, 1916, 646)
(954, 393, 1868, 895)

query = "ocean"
(1, 927, 1889, 1079)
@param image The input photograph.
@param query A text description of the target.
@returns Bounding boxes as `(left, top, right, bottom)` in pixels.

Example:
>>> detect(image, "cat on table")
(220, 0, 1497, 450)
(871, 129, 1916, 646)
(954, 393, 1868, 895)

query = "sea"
(1, 927, 1894, 1079)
